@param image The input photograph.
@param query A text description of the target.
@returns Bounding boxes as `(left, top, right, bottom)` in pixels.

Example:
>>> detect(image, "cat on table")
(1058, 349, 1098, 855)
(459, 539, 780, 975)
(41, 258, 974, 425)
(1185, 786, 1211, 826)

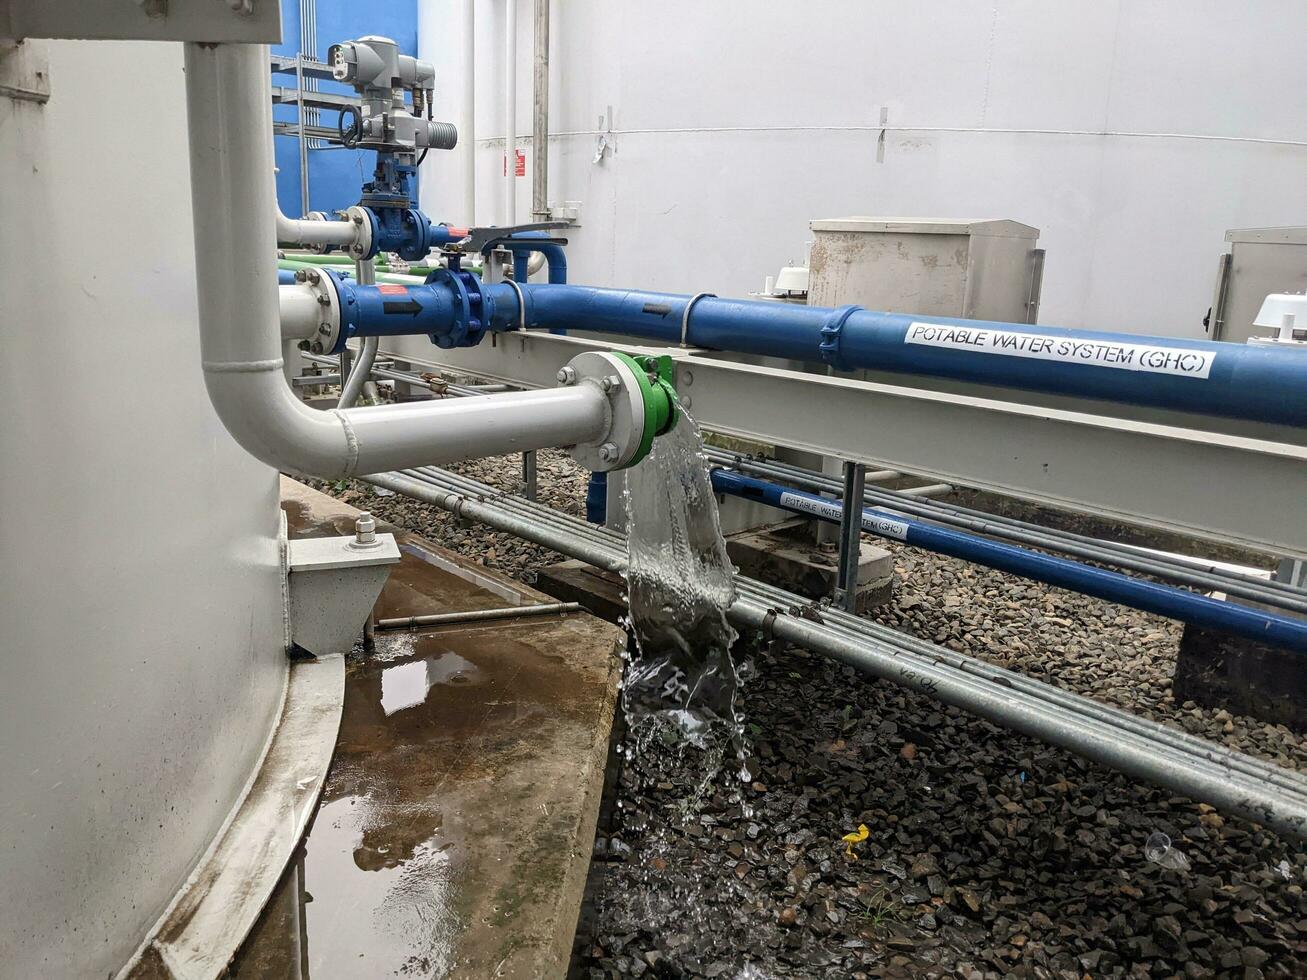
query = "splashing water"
(623, 409, 742, 744)
(598, 410, 775, 973)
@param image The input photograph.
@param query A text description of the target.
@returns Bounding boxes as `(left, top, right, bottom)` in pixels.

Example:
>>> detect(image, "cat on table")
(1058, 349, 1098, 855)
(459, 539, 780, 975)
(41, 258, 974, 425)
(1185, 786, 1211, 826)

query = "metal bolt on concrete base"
(351, 512, 379, 548)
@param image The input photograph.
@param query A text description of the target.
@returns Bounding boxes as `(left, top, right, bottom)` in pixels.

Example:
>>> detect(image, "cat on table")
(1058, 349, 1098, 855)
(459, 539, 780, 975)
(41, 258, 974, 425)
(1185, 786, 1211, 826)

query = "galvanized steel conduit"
(404, 465, 1307, 803)
(181, 43, 614, 479)
(369, 466, 1307, 839)
(402, 465, 1307, 806)
(710, 469, 1307, 652)
(705, 449, 1307, 615)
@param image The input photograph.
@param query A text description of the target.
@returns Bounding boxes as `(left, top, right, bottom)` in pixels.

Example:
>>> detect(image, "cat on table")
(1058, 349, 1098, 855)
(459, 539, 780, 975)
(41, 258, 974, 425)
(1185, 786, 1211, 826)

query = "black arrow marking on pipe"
(383, 299, 424, 316)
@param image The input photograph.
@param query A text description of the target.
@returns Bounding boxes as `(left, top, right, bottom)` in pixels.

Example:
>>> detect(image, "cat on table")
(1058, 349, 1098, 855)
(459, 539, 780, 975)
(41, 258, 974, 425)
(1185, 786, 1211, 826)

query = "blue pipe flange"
(818, 304, 863, 370)
(324, 268, 359, 354)
(424, 267, 486, 348)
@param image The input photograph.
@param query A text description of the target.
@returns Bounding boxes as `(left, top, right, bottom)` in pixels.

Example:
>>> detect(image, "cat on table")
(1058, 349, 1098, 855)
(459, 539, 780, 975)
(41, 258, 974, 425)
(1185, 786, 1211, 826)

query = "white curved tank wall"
(419, 0, 1307, 339)
(0, 40, 287, 977)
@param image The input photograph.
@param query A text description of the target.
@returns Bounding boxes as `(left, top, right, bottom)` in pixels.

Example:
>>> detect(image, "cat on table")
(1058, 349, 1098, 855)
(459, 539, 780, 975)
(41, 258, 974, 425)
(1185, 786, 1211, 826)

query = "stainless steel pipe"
(375, 601, 580, 630)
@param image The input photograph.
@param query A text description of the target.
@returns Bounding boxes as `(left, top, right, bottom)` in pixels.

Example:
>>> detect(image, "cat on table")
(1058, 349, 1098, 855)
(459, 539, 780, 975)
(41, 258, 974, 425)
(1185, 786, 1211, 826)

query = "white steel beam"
(388, 333, 1307, 556)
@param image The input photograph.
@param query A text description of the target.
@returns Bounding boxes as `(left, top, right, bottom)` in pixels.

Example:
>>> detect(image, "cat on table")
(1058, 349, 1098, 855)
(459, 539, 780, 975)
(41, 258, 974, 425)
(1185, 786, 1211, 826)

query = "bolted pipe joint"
(561, 352, 678, 472)
(279, 275, 342, 352)
(316, 268, 486, 354)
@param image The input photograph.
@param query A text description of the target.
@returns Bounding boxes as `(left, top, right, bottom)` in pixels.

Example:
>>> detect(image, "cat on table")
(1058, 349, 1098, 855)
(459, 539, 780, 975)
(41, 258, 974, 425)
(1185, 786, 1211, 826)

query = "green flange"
(611, 352, 679, 468)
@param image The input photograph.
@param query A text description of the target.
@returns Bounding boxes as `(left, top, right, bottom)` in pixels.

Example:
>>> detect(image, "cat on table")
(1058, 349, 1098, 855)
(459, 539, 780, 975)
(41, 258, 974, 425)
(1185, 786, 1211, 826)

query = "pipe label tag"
(904, 323, 1216, 379)
(777, 492, 909, 541)
(863, 514, 911, 541)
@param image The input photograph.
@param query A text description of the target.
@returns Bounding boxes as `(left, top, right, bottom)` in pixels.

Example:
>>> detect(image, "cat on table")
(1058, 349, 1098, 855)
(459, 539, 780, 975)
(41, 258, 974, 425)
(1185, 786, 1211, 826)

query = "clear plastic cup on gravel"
(1144, 831, 1191, 871)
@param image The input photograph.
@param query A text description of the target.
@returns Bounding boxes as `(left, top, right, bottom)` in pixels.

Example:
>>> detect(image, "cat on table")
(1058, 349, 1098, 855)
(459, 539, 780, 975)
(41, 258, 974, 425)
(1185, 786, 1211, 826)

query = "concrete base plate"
(232, 480, 624, 979)
(726, 518, 894, 612)
(1174, 623, 1307, 732)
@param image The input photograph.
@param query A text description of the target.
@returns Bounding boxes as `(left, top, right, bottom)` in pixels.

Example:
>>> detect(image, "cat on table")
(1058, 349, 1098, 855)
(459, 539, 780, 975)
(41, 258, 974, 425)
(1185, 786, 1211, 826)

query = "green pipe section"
(277, 259, 428, 286)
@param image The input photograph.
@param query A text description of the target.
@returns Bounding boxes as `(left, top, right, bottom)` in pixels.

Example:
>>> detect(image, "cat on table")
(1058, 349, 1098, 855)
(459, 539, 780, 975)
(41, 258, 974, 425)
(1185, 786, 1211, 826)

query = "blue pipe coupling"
(324, 266, 487, 353)
(711, 469, 1307, 653)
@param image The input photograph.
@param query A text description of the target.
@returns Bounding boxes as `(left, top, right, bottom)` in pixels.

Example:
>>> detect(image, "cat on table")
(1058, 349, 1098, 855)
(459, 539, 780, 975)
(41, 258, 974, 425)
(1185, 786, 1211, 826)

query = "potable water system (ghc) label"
(904, 323, 1216, 379)
(777, 492, 911, 541)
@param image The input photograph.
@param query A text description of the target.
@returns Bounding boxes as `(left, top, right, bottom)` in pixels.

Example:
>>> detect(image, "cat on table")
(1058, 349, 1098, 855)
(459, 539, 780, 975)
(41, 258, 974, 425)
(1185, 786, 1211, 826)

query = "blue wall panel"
(273, 0, 418, 218)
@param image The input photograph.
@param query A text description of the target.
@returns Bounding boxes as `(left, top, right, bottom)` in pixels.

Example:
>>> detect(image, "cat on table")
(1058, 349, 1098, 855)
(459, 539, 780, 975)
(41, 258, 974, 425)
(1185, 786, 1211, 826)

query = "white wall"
(420, 0, 1307, 338)
(0, 41, 287, 977)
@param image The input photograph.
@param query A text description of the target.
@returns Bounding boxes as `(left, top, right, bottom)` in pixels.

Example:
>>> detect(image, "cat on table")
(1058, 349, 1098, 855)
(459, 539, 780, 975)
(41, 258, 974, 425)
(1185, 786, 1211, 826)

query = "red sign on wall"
(503, 148, 527, 177)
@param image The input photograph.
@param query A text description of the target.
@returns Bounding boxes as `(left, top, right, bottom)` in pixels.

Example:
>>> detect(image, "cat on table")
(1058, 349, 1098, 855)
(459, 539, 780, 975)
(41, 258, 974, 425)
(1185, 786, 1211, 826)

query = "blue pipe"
(493, 230, 568, 285)
(326, 268, 484, 353)
(277, 269, 297, 285)
(586, 471, 608, 524)
(710, 469, 1307, 652)
(482, 283, 1307, 427)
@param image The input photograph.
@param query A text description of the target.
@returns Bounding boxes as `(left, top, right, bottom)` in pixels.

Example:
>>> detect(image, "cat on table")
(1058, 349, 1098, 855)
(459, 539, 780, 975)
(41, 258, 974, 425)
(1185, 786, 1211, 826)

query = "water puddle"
(380, 652, 477, 715)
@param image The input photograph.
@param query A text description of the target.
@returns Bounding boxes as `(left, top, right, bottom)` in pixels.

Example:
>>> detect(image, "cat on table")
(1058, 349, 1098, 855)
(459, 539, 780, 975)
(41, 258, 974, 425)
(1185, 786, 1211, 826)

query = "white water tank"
(0, 40, 287, 977)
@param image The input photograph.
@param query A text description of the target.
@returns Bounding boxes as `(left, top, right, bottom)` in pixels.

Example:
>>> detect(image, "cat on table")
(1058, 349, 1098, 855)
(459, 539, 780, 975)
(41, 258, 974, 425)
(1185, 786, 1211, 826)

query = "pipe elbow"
(202, 363, 359, 479)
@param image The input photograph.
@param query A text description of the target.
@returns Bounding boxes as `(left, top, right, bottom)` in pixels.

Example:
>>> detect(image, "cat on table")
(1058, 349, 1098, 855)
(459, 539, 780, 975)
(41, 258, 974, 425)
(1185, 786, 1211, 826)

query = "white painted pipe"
(182, 42, 611, 479)
(275, 209, 358, 248)
(338, 337, 379, 408)
(503, 0, 517, 225)
(279, 282, 323, 340)
(462, 0, 477, 223)
(531, 0, 550, 221)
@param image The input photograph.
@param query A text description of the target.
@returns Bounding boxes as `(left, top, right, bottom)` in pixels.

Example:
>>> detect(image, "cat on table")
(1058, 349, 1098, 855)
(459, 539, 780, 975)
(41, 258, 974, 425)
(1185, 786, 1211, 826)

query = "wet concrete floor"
(233, 480, 623, 978)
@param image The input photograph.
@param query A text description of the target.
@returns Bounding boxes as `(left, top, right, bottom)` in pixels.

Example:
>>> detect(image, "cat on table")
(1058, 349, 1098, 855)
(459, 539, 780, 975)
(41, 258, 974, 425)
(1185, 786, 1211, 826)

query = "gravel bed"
(307, 449, 589, 580)
(314, 453, 1307, 978)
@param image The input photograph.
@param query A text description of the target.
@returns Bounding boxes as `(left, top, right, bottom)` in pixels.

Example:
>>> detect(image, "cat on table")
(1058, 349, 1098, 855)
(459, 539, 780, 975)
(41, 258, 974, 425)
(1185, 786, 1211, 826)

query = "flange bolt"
(598, 443, 619, 463)
(556, 366, 577, 385)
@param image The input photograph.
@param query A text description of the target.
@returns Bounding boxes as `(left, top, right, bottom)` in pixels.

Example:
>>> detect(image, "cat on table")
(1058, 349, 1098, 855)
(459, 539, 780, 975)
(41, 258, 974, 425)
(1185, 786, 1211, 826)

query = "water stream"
(606, 410, 777, 973)
(622, 409, 744, 756)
